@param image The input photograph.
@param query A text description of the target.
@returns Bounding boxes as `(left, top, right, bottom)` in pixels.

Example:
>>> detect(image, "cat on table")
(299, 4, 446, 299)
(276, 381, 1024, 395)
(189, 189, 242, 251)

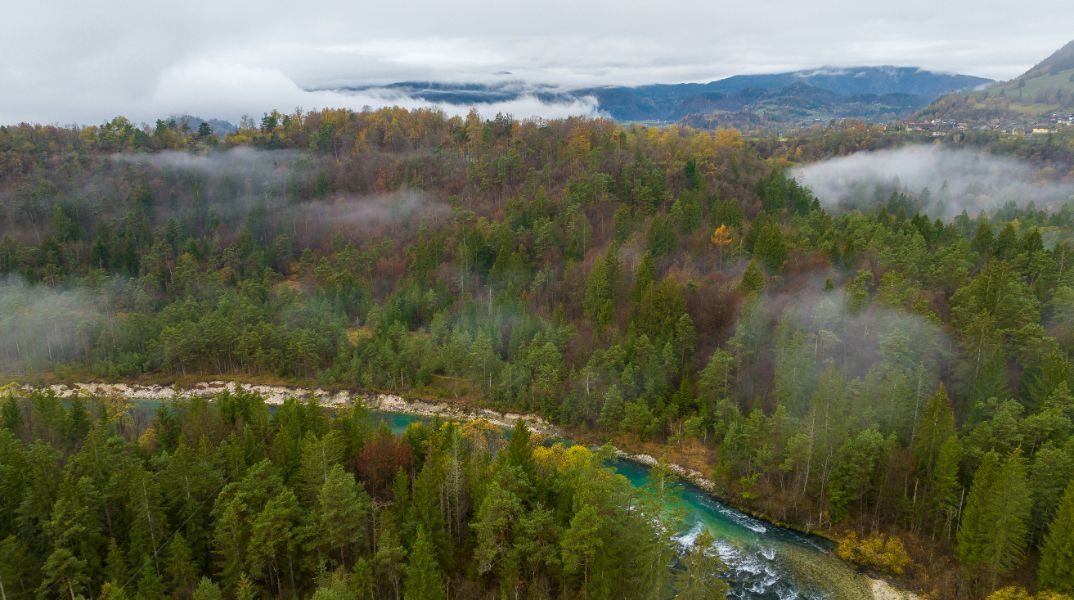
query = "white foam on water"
(673, 521, 705, 548)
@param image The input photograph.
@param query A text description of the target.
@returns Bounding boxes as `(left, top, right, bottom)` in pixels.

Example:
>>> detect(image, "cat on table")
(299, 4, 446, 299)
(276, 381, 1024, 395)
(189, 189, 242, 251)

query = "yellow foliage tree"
(986, 586, 1073, 600)
(710, 224, 735, 268)
(836, 532, 912, 576)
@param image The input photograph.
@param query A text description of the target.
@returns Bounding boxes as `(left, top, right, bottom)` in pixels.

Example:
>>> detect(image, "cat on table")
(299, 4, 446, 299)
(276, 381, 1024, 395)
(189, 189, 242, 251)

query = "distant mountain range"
(917, 40, 1074, 128)
(333, 67, 991, 130)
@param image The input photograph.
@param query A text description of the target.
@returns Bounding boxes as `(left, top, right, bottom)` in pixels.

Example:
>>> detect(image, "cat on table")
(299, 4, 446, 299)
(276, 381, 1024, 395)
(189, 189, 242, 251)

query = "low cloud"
(124, 59, 601, 124)
(291, 190, 452, 244)
(791, 145, 1074, 219)
(112, 147, 300, 180)
(0, 277, 118, 372)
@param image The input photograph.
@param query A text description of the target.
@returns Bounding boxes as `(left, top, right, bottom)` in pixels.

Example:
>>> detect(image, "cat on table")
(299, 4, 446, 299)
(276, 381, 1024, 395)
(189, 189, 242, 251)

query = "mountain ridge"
(330, 66, 991, 130)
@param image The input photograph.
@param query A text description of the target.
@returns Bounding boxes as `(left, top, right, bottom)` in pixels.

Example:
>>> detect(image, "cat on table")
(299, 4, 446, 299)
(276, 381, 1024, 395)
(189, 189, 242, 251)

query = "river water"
(373, 411, 874, 600)
(111, 398, 871, 599)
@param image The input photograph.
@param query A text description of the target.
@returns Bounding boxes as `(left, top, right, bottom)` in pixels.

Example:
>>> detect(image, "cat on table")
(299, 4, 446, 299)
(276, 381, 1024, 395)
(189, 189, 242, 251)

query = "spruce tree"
(164, 532, 199, 597)
(957, 450, 1032, 588)
(316, 464, 370, 568)
(1038, 479, 1074, 593)
(192, 577, 223, 600)
(403, 526, 446, 600)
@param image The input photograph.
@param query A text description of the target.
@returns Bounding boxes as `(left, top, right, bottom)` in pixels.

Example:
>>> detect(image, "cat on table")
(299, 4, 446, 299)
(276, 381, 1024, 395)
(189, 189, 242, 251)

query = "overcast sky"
(2, 0, 1072, 125)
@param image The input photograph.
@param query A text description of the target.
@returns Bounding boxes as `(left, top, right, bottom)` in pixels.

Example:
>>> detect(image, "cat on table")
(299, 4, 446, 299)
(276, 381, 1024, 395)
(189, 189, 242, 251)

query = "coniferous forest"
(2, 111, 1074, 598)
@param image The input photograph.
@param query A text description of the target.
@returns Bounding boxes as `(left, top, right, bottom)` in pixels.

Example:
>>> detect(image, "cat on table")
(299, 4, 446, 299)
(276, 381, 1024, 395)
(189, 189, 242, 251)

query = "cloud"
(2, 0, 1072, 125)
(790, 145, 1074, 219)
(143, 59, 602, 123)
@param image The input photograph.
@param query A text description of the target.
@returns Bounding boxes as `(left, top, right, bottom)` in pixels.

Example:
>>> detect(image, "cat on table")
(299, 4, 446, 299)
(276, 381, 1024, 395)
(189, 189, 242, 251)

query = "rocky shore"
(22, 381, 562, 437)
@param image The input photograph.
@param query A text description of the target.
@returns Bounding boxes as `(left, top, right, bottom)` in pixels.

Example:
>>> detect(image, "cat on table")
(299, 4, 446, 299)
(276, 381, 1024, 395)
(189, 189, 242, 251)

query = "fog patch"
(0, 277, 117, 372)
(111, 147, 301, 182)
(291, 190, 452, 243)
(790, 145, 1074, 219)
(732, 273, 949, 423)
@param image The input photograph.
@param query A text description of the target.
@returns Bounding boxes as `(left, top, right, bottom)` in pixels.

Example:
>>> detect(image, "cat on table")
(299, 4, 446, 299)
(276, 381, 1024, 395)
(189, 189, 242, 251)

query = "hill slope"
(917, 40, 1074, 127)
(334, 67, 990, 130)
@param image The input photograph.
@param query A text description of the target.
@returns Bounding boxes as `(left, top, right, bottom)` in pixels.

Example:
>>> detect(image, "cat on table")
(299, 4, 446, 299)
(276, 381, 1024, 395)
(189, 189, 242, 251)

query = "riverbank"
(15, 380, 917, 600)
(18, 380, 563, 437)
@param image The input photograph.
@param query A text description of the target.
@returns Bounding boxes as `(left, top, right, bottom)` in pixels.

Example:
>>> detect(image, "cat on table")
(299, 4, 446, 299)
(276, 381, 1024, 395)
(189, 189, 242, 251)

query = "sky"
(2, 0, 1072, 125)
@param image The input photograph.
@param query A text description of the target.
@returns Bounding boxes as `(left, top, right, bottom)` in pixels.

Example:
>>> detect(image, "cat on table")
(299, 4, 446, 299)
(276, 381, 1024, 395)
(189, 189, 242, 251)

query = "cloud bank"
(1, 0, 1071, 125)
(790, 145, 1074, 219)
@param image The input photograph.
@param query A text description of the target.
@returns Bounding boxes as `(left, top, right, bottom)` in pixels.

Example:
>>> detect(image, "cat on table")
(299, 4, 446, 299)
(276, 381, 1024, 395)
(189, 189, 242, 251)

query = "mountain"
(333, 67, 991, 131)
(581, 71, 971, 128)
(917, 40, 1074, 128)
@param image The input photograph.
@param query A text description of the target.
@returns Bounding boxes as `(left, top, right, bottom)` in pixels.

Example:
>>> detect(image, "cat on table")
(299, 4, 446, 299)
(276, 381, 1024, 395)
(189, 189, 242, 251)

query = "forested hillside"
(2, 109, 1074, 598)
(1, 390, 709, 599)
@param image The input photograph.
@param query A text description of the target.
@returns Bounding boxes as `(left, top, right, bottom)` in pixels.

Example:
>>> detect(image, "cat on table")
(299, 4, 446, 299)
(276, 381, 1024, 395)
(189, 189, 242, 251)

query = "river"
(374, 410, 875, 600)
(40, 383, 883, 599)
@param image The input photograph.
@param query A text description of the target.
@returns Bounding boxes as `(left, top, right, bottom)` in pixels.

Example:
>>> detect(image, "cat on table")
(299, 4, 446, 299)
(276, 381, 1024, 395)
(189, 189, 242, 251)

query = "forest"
(1, 390, 718, 599)
(2, 109, 1074, 598)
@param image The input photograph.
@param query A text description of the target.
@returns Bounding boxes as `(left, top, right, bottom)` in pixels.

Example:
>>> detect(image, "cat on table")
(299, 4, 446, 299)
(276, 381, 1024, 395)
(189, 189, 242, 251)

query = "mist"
(108, 148, 452, 247)
(0, 277, 119, 372)
(790, 145, 1074, 219)
(291, 190, 453, 245)
(732, 271, 949, 428)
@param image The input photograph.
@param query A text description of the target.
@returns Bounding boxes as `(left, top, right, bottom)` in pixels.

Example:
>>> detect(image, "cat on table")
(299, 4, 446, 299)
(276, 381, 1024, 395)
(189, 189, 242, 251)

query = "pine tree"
(562, 504, 604, 597)
(403, 526, 446, 600)
(192, 577, 223, 600)
(234, 573, 257, 600)
(38, 547, 88, 600)
(315, 464, 370, 568)
(1038, 479, 1074, 593)
(164, 532, 198, 598)
(471, 480, 523, 576)
(104, 537, 128, 587)
(914, 383, 956, 472)
(752, 222, 787, 271)
(134, 556, 165, 600)
(248, 488, 301, 596)
(598, 385, 625, 433)
(957, 451, 1032, 588)
(930, 435, 962, 539)
(738, 260, 764, 294)
(506, 420, 535, 479)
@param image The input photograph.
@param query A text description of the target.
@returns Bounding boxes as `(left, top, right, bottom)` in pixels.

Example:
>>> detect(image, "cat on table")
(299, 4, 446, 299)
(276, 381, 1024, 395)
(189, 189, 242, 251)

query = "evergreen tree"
(957, 451, 1032, 589)
(1038, 479, 1074, 593)
(930, 435, 963, 539)
(739, 260, 765, 294)
(192, 577, 223, 600)
(561, 504, 604, 598)
(598, 385, 625, 433)
(315, 464, 370, 568)
(135, 556, 166, 600)
(164, 532, 199, 598)
(403, 526, 446, 600)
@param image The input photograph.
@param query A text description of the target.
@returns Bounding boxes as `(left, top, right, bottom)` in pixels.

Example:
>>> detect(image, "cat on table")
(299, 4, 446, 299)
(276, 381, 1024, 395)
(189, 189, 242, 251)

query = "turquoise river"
(373, 411, 876, 600)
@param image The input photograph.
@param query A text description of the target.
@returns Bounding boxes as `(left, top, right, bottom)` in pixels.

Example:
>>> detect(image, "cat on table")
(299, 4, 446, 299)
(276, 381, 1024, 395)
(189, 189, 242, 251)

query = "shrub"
(836, 531, 912, 576)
